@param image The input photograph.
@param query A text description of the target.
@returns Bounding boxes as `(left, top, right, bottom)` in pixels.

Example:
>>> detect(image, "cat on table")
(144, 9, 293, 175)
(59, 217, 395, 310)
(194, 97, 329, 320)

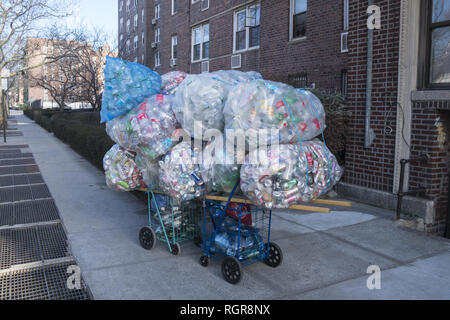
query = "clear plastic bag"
(106, 94, 177, 161)
(224, 80, 326, 146)
(172, 71, 262, 138)
(240, 140, 343, 208)
(200, 135, 240, 193)
(135, 153, 160, 190)
(159, 142, 205, 201)
(161, 71, 188, 94)
(103, 145, 144, 192)
(100, 56, 162, 123)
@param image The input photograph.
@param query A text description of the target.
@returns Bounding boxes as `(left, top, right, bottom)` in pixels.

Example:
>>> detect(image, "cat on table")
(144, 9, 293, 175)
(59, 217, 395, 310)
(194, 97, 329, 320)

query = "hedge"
(24, 110, 114, 170)
(50, 118, 114, 169)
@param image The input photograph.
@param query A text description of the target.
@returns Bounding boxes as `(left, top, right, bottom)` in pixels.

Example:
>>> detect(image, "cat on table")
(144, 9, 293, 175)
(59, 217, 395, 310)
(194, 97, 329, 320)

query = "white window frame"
(191, 23, 209, 63)
(201, 0, 209, 11)
(120, 17, 123, 31)
(134, 14, 138, 29)
(343, 0, 349, 31)
(290, 0, 307, 41)
(172, 0, 178, 15)
(142, 8, 145, 23)
(126, 0, 130, 11)
(233, 3, 261, 53)
(134, 35, 138, 50)
(134, 0, 138, 8)
(126, 39, 130, 52)
(142, 31, 145, 44)
(155, 4, 160, 20)
(171, 35, 178, 59)
(155, 51, 161, 67)
(155, 28, 160, 43)
(119, 0, 123, 11)
(127, 19, 130, 33)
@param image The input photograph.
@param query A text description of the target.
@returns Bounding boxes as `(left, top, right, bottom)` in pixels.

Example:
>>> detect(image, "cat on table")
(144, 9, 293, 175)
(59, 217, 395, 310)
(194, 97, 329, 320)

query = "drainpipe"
(365, 0, 374, 148)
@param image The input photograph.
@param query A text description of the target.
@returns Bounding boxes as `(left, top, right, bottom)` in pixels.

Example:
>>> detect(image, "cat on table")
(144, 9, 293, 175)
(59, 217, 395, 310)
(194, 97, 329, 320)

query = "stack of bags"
(101, 56, 343, 208)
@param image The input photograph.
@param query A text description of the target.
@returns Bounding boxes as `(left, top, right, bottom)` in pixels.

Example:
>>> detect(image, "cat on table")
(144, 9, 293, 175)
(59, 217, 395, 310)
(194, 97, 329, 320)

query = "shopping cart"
(139, 189, 201, 255)
(199, 182, 283, 284)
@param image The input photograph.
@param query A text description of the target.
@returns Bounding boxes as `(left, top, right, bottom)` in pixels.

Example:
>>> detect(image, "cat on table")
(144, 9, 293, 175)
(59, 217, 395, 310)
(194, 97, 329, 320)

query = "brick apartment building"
(339, 0, 450, 236)
(118, 0, 349, 91)
(23, 38, 109, 110)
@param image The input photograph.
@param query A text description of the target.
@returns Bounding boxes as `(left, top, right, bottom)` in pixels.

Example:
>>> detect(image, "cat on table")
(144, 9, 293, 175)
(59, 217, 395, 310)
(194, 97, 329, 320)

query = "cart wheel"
(264, 242, 283, 268)
(222, 257, 242, 285)
(170, 243, 181, 256)
(200, 255, 209, 267)
(139, 227, 156, 250)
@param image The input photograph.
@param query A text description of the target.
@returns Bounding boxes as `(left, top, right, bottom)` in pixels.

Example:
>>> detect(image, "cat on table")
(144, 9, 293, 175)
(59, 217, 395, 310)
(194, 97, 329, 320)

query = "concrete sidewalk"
(6, 111, 450, 300)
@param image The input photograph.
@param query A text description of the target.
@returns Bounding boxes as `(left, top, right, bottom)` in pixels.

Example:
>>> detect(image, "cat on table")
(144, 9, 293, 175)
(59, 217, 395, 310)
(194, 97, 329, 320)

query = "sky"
(67, 0, 118, 43)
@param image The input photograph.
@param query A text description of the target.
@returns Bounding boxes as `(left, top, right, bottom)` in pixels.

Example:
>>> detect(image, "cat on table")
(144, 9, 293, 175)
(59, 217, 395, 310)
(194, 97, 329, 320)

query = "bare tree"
(72, 28, 116, 110)
(26, 26, 91, 110)
(0, 0, 73, 120)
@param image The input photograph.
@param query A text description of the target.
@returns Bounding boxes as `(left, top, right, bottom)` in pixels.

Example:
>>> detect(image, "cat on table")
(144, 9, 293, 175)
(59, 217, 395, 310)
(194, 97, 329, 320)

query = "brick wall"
(344, 0, 401, 192)
(126, 0, 348, 93)
(409, 100, 450, 234)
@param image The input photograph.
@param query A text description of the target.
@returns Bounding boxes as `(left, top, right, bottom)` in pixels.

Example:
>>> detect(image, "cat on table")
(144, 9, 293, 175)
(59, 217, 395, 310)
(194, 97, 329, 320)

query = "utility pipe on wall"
(365, 0, 374, 148)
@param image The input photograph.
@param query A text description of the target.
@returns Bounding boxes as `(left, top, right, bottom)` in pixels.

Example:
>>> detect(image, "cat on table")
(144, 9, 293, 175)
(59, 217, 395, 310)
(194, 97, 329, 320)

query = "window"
(142, 54, 145, 63)
(126, 39, 130, 52)
(142, 9, 145, 22)
(134, 14, 138, 28)
(120, 34, 124, 44)
(142, 31, 145, 44)
(233, 3, 260, 52)
(288, 73, 308, 88)
(155, 28, 160, 43)
(201, 0, 209, 11)
(419, 0, 450, 88)
(134, 35, 138, 49)
(192, 23, 209, 62)
(127, 19, 130, 33)
(126, 0, 130, 11)
(343, 0, 349, 31)
(172, 0, 178, 15)
(119, 0, 123, 11)
(291, 0, 307, 40)
(172, 35, 178, 59)
(134, 0, 138, 7)
(155, 4, 160, 19)
(120, 17, 123, 31)
(155, 51, 161, 67)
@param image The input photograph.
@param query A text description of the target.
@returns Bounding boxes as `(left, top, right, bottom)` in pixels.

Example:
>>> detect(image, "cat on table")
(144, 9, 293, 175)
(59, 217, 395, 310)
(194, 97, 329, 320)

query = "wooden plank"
(139, 189, 332, 213)
(312, 199, 352, 207)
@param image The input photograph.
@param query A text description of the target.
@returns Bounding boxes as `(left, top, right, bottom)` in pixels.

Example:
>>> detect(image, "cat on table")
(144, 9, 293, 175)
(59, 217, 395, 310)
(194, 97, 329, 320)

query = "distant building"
(23, 38, 110, 110)
(118, 0, 349, 92)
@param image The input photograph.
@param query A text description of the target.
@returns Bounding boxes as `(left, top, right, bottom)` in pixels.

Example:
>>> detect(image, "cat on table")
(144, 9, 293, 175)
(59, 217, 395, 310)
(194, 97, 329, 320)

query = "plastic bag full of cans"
(200, 135, 241, 194)
(103, 144, 145, 192)
(106, 94, 177, 161)
(172, 71, 262, 137)
(159, 142, 205, 201)
(161, 71, 188, 95)
(223, 80, 326, 145)
(100, 56, 162, 123)
(240, 140, 343, 209)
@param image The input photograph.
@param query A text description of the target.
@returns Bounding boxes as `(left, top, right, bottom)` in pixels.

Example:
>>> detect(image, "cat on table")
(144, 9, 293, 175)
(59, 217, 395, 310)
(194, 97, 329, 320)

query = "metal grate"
(0, 145, 26, 150)
(10, 228, 41, 266)
(0, 230, 10, 270)
(14, 186, 33, 202)
(14, 199, 60, 225)
(45, 262, 90, 300)
(37, 224, 68, 261)
(31, 185, 51, 199)
(1, 224, 69, 270)
(0, 188, 14, 203)
(0, 203, 13, 227)
(0, 159, 36, 166)
(27, 174, 44, 185)
(2, 267, 49, 300)
(0, 176, 13, 187)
